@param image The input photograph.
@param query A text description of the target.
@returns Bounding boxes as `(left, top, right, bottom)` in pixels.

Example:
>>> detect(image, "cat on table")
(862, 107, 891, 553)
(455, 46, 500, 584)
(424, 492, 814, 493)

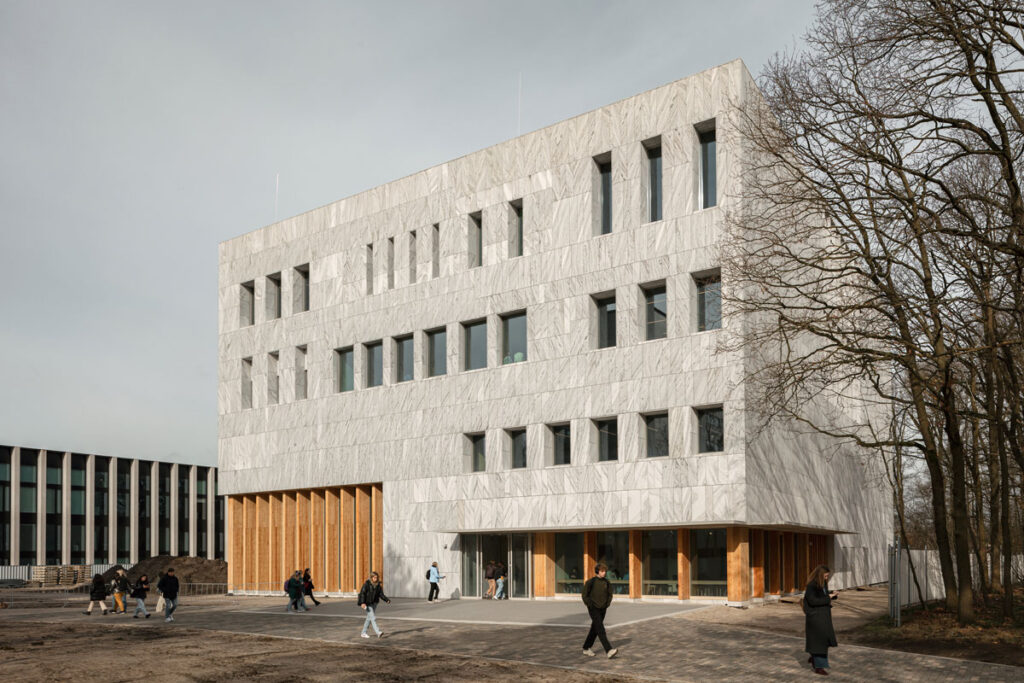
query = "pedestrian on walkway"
(112, 569, 130, 614)
(157, 567, 180, 622)
(286, 570, 305, 612)
(427, 561, 444, 603)
(131, 574, 151, 619)
(804, 564, 838, 675)
(82, 574, 110, 615)
(483, 560, 496, 599)
(581, 563, 617, 659)
(357, 571, 391, 639)
(302, 569, 321, 607)
(494, 562, 507, 600)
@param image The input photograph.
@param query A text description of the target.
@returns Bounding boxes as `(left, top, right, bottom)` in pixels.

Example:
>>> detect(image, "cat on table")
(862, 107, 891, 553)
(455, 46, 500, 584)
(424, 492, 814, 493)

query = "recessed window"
(241, 357, 252, 409)
(508, 428, 527, 469)
(550, 423, 571, 466)
(293, 264, 310, 313)
(266, 273, 282, 320)
(501, 311, 527, 364)
(427, 328, 447, 377)
(646, 140, 663, 222)
(366, 244, 374, 295)
(469, 212, 483, 268)
(395, 335, 414, 383)
(642, 530, 677, 596)
(467, 433, 486, 473)
(698, 124, 716, 209)
(595, 154, 612, 235)
(240, 281, 255, 327)
(463, 319, 487, 371)
(386, 237, 395, 290)
(509, 199, 523, 257)
(595, 418, 618, 462)
(697, 407, 724, 453)
(644, 412, 669, 458)
(365, 341, 383, 388)
(294, 345, 308, 400)
(409, 230, 417, 283)
(335, 346, 354, 392)
(691, 528, 727, 597)
(267, 351, 279, 405)
(431, 223, 440, 278)
(643, 284, 667, 340)
(595, 294, 616, 349)
(696, 274, 722, 331)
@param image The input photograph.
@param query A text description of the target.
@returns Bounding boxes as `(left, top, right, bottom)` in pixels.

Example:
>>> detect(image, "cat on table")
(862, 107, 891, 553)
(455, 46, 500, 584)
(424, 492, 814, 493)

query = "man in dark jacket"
(581, 563, 617, 659)
(157, 568, 180, 622)
(483, 561, 497, 599)
(357, 571, 391, 638)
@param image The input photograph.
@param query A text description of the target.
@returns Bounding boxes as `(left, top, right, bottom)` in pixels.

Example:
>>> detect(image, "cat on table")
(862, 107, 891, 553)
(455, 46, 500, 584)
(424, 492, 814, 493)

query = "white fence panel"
(0, 566, 31, 581)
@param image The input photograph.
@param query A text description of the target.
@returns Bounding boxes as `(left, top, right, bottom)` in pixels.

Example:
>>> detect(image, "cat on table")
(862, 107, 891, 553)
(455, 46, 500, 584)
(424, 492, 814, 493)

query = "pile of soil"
(100, 555, 226, 585)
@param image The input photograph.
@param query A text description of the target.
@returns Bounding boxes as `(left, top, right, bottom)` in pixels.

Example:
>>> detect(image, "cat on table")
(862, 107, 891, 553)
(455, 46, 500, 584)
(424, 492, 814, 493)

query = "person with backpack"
(804, 564, 839, 675)
(112, 569, 130, 614)
(357, 571, 391, 638)
(581, 563, 618, 659)
(131, 574, 151, 619)
(302, 569, 321, 607)
(157, 567, 180, 622)
(426, 561, 444, 603)
(82, 574, 110, 615)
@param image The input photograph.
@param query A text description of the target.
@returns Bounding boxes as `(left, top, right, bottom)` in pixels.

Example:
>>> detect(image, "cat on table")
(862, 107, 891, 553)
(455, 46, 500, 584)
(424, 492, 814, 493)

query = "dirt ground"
(100, 555, 227, 585)
(0, 619, 643, 682)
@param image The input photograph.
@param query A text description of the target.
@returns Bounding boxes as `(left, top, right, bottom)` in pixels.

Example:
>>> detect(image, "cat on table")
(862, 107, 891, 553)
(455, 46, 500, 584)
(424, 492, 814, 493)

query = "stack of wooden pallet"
(31, 565, 60, 586)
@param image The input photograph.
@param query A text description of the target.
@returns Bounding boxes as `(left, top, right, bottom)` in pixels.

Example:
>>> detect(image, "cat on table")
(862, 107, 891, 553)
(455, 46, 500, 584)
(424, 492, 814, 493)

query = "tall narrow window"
(550, 424, 571, 466)
(469, 211, 483, 268)
(643, 284, 667, 340)
(45, 453, 63, 565)
(508, 428, 527, 469)
(366, 244, 374, 295)
(386, 237, 395, 289)
(644, 412, 669, 458)
(20, 455, 38, 564)
(431, 223, 440, 278)
(646, 141, 663, 222)
(595, 418, 618, 462)
(267, 351, 279, 404)
(395, 335, 414, 382)
(463, 319, 487, 371)
(696, 274, 722, 331)
(294, 346, 307, 400)
(467, 433, 486, 473)
(335, 346, 354, 392)
(240, 281, 255, 327)
(501, 311, 527, 364)
(365, 341, 383, 387)
(697, 407, 724, 453)
(510, 200, 524, 257)
(595, 294, 616, 349)
(293, 264, 310, 313)
(241, 357, 252, 409)
(427, 328, 447, 377)
(409, 230, 417, 283)
(596, 154, 612, 234)
(699, 126, 717, 209)
(266, 273, 282, 320)
(0, 448, 10, 566)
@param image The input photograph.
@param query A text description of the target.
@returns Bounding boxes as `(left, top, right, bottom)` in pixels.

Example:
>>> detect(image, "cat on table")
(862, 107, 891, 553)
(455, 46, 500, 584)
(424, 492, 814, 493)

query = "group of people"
(482, 560, 508, 600)
(284, 568, 322, 612)
(83, 567, 181, 623)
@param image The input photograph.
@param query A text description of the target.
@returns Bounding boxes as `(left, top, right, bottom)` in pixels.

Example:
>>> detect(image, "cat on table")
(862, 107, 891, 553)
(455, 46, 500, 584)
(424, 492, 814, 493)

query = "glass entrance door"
(510, 533, 531, 598)
(461, 533, 532, 599)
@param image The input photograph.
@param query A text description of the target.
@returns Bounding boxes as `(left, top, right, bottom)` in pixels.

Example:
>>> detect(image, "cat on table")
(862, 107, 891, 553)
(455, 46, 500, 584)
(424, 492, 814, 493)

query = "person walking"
(804, 564, 838, 675)
(112, 569, 130, 614)
(131, 574, 151, 619)
(494, 562, 507, 600)
(581, 563, 617, 659)
(302, 569, 321, 607)
(427, 561, 444, 603)
(82, 574, 110, 615)
(285, 571, 304, 612)
(483, 560, 496, 599)
(157, 567, 180, 622)
(357, 571, 391, 638)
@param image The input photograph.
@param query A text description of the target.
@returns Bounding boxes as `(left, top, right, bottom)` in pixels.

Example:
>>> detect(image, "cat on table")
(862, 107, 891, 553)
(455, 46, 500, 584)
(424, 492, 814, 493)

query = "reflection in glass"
(555, 533, 584, 593)
(691, 528, 727, 597)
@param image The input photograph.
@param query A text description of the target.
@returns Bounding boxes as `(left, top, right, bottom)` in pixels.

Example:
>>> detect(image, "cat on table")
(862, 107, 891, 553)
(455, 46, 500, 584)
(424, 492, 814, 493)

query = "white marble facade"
(217, 60, 891, 597)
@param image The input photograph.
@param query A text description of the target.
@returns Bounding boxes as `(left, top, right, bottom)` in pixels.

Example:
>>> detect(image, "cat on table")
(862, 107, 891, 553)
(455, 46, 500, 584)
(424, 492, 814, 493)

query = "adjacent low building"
(218, 59, 891, 602)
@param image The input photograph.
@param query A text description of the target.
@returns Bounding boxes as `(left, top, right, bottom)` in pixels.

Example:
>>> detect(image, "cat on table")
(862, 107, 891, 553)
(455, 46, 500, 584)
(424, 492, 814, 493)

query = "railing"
(0, 566, 31, 581)
(1, 582, 232, 609)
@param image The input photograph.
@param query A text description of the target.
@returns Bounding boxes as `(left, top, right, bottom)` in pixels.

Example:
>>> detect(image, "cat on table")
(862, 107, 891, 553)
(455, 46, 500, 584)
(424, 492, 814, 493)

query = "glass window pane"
(597, 298, 616, 348)
(428, 329, 447, 376)
(691, 528, 727, 597)
(502, 312, 527, 364)
(697, 276, 722, 331)
(698, 407, 724, 453)
(396, 336, 414, 382)
(366, 342, 383, 387)
(512, 201, 524, 257)
(645, 286, 667, 340)
(596, 419, 617, 461)
(21, 487, 36, 513)
(461, 534, 479, 597)
(555, 532, 584, 593)
(552, 424, 571, 465)
(648, 145, 662, 222)
(470, 434, 486, 472)
(338, 348, 354, 392)
(642, 530, 677, 595)
(595, 531, 630, 594)
(510, 429, 527, 468)
(470, 212, 482, 267)
(464, 321, 487, 371)
(700, 129, 716, 209)
(598, 160, 612, 234)
(645, 413, 669, 458)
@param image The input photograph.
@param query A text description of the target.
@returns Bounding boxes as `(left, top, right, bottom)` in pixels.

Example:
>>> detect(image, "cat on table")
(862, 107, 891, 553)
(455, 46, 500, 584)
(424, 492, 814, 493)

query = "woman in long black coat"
(83, 574, 109, 615)
(804, 564, 838, 675)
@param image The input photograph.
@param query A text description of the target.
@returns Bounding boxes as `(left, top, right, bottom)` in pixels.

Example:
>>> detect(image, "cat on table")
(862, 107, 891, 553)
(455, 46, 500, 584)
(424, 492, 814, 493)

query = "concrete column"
(150, 461, 159, 557)
(107, 457, 116, 564)
(36, 450, 46, 566)
(206, 468, 216, 560)
(61, 452, 71, 565)
(85, 455, 95, 565)
(9, 447, 20, 564)
(169, 463, 179, 556)
(189, 465, 198, 557)
(129, 459, 139, 564)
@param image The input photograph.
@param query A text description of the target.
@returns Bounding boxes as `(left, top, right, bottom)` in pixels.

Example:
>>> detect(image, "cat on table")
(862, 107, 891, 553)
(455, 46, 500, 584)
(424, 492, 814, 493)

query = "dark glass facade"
(116, 460, 131, 564)
(691, 528, 727, 597)
(45, 453, 62, 565)
(0, 447, 10, 564)
(137, 461, 152, 559)
(69, 454, 87, 564)
(177, 467, 190, 554)
(158, 464, 171, 555)
(196, 470, 208, 557)
(93, 456, 109, 563)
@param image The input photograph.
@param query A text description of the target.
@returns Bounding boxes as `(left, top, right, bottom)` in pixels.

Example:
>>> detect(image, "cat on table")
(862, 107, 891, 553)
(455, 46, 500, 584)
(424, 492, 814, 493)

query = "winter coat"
(157, 574, 180, 600)
(804, 581, 837, 654)
(428, 566, 442, 584)
(484, 564, 496, 580)
(89, 581, 108, 601)
(114, 575, 130, 593)
(286, 577, 303, 599)
(302, 576, 315, 595)
(130, 580, 149, 600)
(357, 580, 390, 608)
(582, 575, 613, 610)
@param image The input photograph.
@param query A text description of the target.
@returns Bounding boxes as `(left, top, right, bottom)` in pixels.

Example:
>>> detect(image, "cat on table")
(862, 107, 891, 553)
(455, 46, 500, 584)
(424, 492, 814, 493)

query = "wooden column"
(256, 494, 269, 590)
(782, 532, 795, 594)
(726, 527, 751, 603)
(583, 531, 597, 579)
(795, 533, 808, 588)
(677, 529, 691, 600)
(751, 530, 765, 599)
(243, 495, 256, 590)
(628, 530, 642, 599)
(768, 531, 781, 595)
(532, 532, 555, 597)
(297, 491, 311, 571)
(310, 489, 325, 590)
(340, 487, 356, 592)
(228, 496, 243, 591)
(371, 483, 383, 574)
(283, 492, 297, 578)
(325, 488, 340, 593)
(270, 493, 283, 590)
(355, 486, 371, 583)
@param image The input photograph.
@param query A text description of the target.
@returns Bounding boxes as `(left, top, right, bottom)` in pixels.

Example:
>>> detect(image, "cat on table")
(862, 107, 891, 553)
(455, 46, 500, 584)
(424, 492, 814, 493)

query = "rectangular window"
(463, 319, 487, 371)
(595, 294, 616, 349)
(427, 328, 447, 377)
(691, 528, 727, 597)
(509, 199, 523, 257)
(468, 433, 486, 473)
(294, 346, 307, 400)
(431, 223, 440, 278)
(697, 274, 722, 331)
(266, 272, 282, 320)
(596, 531, 630, 594)
(395, 335, 414, 382)
(501, 311, 527, 364)
(267, 351, 279, 405)
(644, 412, 669, 458)
(241, 357, 253, 409)
(697, 407, 724, 453)
(508, 428, 527, 469)
(646, 141, 663, 222)
(554, 532, 584, 593)
(366, 244, 374, 295)
(294, 264, 310, 313)
(550, 423, 571, 466)
(335, 346, 354, 392)
(595, 418, 618, 462)
(365, 341, 383, 387)
(386, 237, 395, 289)
(643, 284, 667, 340)
(469, 211, 482, 268)
(240, 281, 255, 327)
(409, 230, 417, 283)
(596, 154, 612, 235)
(699, 126, 717, 209)
(642, 530, 677, 596)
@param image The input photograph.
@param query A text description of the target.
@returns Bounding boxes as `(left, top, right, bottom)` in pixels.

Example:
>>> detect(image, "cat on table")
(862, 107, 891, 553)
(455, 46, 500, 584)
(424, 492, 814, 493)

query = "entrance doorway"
(460, 533, 532, 598)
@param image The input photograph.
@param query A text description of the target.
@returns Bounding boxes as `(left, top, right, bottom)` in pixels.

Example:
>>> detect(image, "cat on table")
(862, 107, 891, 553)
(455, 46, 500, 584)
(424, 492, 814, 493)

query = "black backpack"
(425, 569, 432, 580)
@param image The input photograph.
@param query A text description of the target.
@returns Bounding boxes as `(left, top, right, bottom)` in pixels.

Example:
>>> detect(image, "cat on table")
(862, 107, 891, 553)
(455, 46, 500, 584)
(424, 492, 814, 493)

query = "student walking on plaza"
(483, 560, 497, 599)
(131, 574, 151, 619)
(157, 568, 180, 622)
(804, 565, 838, 675)
(112, 569, 130, 614)
(82, 574, 110, 615)
(427, 561, 444, 603)
(357, 571, 391, 638)
(286, 571, 305, 612)
(302, 569, 321, 607)
(581, 563, 618, 659)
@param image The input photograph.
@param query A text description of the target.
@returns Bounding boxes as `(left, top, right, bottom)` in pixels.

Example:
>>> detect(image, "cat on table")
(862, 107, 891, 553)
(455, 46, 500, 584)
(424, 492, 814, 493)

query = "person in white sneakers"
(581, 564, 618, 659)
(157, 568, 180, 622)
(427, 562, 444, 603)
(357, 572, 391, 639)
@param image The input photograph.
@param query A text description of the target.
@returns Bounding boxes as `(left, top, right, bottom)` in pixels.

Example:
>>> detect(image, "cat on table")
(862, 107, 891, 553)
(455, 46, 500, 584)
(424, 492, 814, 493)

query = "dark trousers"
(428, 582, 439, 601)
(583, 606, 612, 651)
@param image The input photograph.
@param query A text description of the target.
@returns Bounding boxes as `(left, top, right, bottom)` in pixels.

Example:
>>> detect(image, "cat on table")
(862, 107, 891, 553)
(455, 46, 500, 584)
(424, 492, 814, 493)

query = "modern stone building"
(218, 60, 890, 603)
(0, 445, 223, 567)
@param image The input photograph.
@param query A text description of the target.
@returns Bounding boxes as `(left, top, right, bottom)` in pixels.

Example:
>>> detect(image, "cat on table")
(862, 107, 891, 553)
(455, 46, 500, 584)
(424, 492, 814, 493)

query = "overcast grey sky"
(0, 1, 816, 466)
